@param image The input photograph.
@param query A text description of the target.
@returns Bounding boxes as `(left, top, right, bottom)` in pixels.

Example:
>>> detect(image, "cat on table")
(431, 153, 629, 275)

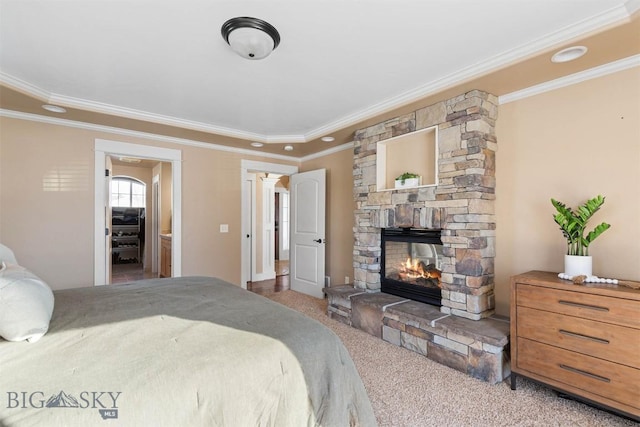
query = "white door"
(105, 156, 113, 284)
(290, 169, 326, 298)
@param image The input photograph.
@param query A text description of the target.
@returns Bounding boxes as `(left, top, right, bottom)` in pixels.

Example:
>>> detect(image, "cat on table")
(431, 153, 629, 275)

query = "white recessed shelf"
(376, 126, 438, 191)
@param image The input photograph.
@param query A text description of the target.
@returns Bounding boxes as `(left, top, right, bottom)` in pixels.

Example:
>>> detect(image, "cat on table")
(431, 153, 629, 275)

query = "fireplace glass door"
(381, 228, 443, 306)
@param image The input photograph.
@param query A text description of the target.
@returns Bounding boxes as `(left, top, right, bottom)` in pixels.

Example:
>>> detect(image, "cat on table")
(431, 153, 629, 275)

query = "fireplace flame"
(399, 257, 441, 282)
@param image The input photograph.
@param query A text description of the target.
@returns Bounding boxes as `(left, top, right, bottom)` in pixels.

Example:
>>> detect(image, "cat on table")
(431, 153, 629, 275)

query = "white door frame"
(105, 156, 113, 283)
(151, 174, 160, 274)
(240, 160, 298, 289)
(94, 139, 182, 286)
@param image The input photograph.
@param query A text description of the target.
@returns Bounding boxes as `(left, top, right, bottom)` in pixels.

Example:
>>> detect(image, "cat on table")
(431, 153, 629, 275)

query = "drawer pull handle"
(559, 364, 610, 383)
(558, 300, 609, 312)
(559, 329, 610, 345)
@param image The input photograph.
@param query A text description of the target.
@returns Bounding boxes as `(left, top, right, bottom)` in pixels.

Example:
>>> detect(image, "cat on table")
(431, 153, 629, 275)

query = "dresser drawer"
(516, 283, 640, 329)
(517, 338, 640, 410)
(516, 306, 639, 368)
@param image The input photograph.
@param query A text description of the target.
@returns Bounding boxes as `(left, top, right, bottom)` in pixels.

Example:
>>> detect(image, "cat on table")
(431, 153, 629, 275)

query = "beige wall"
(0, 120, 95, 286)
(301, 147, 355, 287)
(0, 117, 297, 289)
(495, 66, 640, 316)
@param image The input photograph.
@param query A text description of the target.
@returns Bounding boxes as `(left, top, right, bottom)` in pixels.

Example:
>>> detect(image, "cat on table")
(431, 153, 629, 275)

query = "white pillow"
(0, 262, 55, 342)
(0, 243, 18, 264)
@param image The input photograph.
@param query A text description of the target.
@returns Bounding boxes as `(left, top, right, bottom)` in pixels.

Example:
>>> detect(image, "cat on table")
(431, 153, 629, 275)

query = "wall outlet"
(325, 276, 331, 287)
(344, 276, 350, 284)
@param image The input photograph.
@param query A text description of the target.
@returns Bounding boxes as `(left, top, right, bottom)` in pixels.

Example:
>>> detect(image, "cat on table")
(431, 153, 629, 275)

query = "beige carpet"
(264, 290, 636, 427)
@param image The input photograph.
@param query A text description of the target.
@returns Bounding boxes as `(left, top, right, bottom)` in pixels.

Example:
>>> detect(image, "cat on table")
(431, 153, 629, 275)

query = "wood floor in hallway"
(247, 274, 289, 295)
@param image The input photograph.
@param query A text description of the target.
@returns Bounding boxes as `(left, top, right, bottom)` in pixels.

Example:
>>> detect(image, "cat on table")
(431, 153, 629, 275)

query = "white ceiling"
(0, 0, 636, 144)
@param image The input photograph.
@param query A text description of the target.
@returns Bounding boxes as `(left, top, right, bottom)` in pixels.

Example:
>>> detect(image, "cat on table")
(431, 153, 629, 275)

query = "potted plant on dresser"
(551, 194, 611, 277)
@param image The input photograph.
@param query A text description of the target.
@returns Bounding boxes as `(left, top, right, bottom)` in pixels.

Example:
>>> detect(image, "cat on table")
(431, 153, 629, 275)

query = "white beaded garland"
(558, 273, 618, 284)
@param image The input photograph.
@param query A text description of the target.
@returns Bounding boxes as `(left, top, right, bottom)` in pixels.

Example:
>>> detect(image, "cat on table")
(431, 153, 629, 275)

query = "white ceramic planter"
(394, 177, 421, 189)
(564, 255, 592, 277)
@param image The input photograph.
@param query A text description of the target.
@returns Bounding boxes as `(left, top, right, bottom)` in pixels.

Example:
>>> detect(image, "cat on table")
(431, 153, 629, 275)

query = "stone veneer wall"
(353, 90, 499, 320)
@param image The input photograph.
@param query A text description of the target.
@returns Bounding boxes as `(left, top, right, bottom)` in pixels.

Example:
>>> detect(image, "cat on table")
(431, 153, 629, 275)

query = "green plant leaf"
(585, 222, 611, 245)
(551, 195, 609, 256)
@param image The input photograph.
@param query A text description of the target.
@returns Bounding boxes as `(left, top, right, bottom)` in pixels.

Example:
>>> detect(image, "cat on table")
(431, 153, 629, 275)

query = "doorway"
(94, 139, 182, 286)
(107, 156, 172, 284)
(240, 160, 298, 289)
(108, 159, 172, 284)
(243, 166, 327, 298)
(110, 175, 148, 284)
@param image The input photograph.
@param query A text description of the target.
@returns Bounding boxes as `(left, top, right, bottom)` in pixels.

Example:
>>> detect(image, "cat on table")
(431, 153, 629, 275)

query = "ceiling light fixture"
(551, 46, 587, 63)
(321, 136, 335, 142)
(42, 104, 67, 113)
(221, 17, 280, 60)
(283, 145, 293, 151)
(250, 142, 264, 147)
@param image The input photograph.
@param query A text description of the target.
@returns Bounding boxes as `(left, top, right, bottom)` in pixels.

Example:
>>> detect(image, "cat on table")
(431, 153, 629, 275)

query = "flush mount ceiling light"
(551, 46, 587, 63)
(42, 104, 66, 113)
(221, 17, 280, 60)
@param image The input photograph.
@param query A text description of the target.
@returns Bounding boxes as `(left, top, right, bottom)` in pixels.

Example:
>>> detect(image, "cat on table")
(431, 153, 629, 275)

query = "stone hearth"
(326, 286, 510, 384)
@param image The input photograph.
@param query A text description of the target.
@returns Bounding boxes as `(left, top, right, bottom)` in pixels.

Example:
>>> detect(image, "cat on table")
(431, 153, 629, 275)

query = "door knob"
(313, 238, 324, 243)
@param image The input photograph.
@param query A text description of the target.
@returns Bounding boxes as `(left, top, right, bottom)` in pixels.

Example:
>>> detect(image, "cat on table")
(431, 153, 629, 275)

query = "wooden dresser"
(510, 271, 640, 421)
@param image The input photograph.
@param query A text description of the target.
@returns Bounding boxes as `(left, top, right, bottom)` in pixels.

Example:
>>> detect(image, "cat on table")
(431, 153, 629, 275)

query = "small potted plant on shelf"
(551, 194, 611, 277)
(395, 172, 421, 189)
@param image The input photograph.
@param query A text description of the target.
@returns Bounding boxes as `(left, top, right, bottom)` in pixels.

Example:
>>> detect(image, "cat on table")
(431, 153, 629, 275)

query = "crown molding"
(299, 142, 353, 163)
(499, 54, 640, 104)
(45, 92, 308, 144)
(0, 72, 51, 100)
(0, 71, 308, 144)
(0, 109, 300, 162)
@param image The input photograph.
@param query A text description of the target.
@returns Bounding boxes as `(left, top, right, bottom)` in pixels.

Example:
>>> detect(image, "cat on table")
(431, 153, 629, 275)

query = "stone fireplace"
(353, 89, 498, 320)
(326, 90, 509, 384)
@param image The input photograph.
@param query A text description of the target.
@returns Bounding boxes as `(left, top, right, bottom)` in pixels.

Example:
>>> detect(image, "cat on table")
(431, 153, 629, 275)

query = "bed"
(0, 269, 376, 426)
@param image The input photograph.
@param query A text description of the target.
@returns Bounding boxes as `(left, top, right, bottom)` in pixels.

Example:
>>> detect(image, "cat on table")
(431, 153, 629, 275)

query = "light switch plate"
(220, 224, 229, 233)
